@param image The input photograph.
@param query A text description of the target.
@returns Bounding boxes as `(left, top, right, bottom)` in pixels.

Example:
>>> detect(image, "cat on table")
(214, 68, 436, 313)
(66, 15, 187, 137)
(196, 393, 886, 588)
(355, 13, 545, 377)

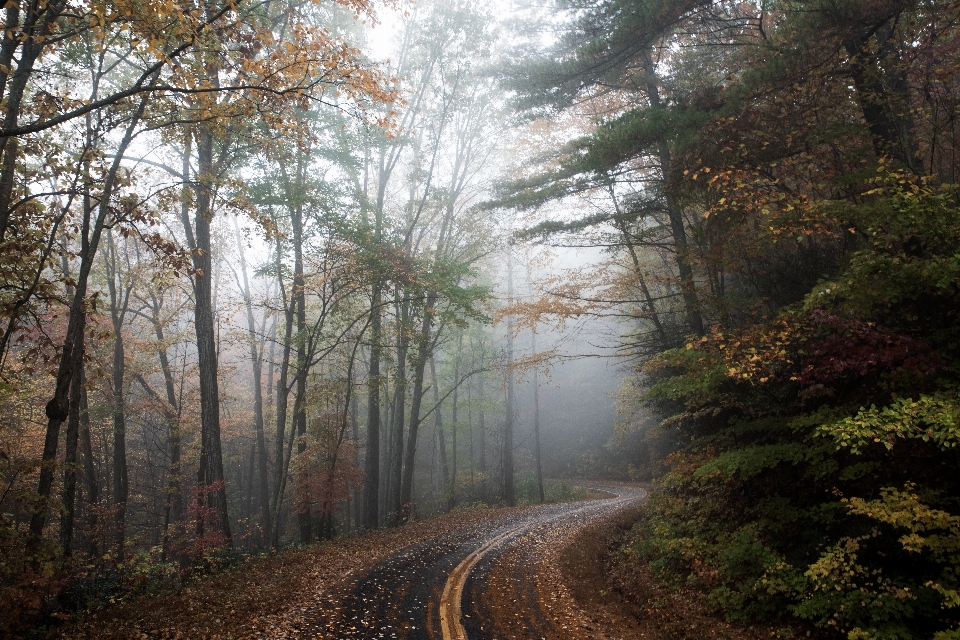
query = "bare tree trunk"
(431, 358, 449, 501)
(243, 445, 255, 544)
(478, 364, 487, 502)
(59, 348, 83, 556)
(139, 287, 184, 562)
(58, 256, 82, 556)
(449, 334, 463, 510)
(532, 331, 544, 504)
(363, 281, 382, 529)
(78, 368, 98, 556)
(271, 237, 295, 547)
(189, 121, 232, 544)
(105, 232, 132, 555)
(399, 291, 437, 522)
(467, 364, 474, 495)
(350, 385, 360, 532)
(503, 253, 515, 507)
(292, 195, 310, 544)
(386, 294, 410, 525)
(234, 216, 271, 545)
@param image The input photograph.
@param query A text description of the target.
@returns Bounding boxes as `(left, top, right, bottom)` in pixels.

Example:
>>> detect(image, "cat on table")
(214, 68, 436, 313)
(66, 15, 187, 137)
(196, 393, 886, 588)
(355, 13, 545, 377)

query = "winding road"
(308, 484, 646, 640)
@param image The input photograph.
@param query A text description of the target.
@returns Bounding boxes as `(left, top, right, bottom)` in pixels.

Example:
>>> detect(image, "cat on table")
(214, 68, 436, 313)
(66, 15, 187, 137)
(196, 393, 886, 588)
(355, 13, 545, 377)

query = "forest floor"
(49, 488, 783, 640)
(52, 505, 532, 639)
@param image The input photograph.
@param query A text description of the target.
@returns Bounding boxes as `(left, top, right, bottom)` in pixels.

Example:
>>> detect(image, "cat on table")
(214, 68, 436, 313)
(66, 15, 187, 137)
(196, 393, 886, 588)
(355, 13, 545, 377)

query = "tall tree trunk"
(363, 281, 382, 529)
(431, 358, 449, 498)
(387, 294, 410, 525)
(78, 368, 98, 556)
(58, 255, 81, 556)
(449, 333, 463, 510)
(532, 331, 544, 504)
(292, 195, 310, 544)
(503, 253, 515, 507)
(399, 291, 437, 523)
(26, 95, 149, 557)
(190, 121, 232, 544)
(467, 366, 474, 493)
(142, 288, 184, 562)
(59, 346, 83, 556)
(350, 383, 360, 532)
(271, 236, 295, 547)
(234, 216, 271, 545)
(478, 365, 487, 502)
(106, 233, 131, 555)
(641, 49, 704, 337)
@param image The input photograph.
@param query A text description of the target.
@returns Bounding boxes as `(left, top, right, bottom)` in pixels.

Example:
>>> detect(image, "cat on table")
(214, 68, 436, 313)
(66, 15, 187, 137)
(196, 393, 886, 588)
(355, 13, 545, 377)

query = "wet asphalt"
(308, 485, 646, 640)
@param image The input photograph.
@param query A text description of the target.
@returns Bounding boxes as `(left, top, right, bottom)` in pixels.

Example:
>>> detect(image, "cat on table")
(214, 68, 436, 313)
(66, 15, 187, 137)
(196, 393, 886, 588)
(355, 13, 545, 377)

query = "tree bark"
(532, 331, 544, 504)
(189, 121, 232, 544)
(478, 362, 487, 502)
(59, 345, 83, 556)
(363, 281, 382, 529)
(386, 294, 410, 525)
(449, 333, 463, 510)
(78, 367, 98, 556)
(106, 232, 131, 555)
(292, 194, 310, 544)
(398, 290, 437, 523)
(271, 236, 295, 547)
(431, 358, 449, 497)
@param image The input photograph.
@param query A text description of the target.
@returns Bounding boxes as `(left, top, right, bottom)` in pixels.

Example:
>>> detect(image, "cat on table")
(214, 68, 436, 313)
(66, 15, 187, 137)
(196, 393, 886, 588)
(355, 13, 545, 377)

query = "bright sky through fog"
(366, 3, 401, 62)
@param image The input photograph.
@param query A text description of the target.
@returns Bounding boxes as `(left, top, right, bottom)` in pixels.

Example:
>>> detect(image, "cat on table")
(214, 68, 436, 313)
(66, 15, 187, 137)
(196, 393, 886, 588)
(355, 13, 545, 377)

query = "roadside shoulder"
(558, 502, 781, 640)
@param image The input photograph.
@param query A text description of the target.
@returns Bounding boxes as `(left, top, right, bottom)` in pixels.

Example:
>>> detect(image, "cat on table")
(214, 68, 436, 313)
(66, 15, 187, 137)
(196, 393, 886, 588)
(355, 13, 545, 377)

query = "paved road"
(309, 485, 646, 640)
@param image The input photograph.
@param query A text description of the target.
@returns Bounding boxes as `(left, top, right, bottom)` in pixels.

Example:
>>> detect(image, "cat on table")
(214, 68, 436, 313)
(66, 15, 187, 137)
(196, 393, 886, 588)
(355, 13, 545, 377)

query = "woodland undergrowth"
(626, 174, 960, 639)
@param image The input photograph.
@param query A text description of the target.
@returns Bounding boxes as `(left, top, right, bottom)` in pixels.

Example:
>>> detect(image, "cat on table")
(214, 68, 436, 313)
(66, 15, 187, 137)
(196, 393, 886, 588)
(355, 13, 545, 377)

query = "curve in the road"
(308, 484, 645, 640)
(439, 485, 644, 640)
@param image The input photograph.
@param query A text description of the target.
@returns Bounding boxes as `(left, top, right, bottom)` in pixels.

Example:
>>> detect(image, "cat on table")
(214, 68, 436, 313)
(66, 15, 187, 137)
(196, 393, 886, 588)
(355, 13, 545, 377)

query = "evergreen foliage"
(507, 0, 960, 636)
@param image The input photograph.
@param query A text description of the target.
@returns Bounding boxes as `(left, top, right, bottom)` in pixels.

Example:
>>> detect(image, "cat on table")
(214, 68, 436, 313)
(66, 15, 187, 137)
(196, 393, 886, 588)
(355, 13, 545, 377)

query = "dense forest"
(0, 0, 557, 632)
(503, 0, 960, 638)
(2, 0, 960, 638)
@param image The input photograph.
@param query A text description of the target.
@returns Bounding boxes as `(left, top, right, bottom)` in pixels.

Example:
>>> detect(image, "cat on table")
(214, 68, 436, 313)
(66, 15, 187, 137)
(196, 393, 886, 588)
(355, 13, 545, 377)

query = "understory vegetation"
(631, 180, 960, 637)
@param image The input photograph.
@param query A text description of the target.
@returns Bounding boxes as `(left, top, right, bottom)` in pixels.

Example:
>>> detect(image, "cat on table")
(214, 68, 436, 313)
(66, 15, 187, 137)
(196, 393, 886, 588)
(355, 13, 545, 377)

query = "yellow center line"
(437, 489, 636, 640)
(439, 523, 533, 640)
